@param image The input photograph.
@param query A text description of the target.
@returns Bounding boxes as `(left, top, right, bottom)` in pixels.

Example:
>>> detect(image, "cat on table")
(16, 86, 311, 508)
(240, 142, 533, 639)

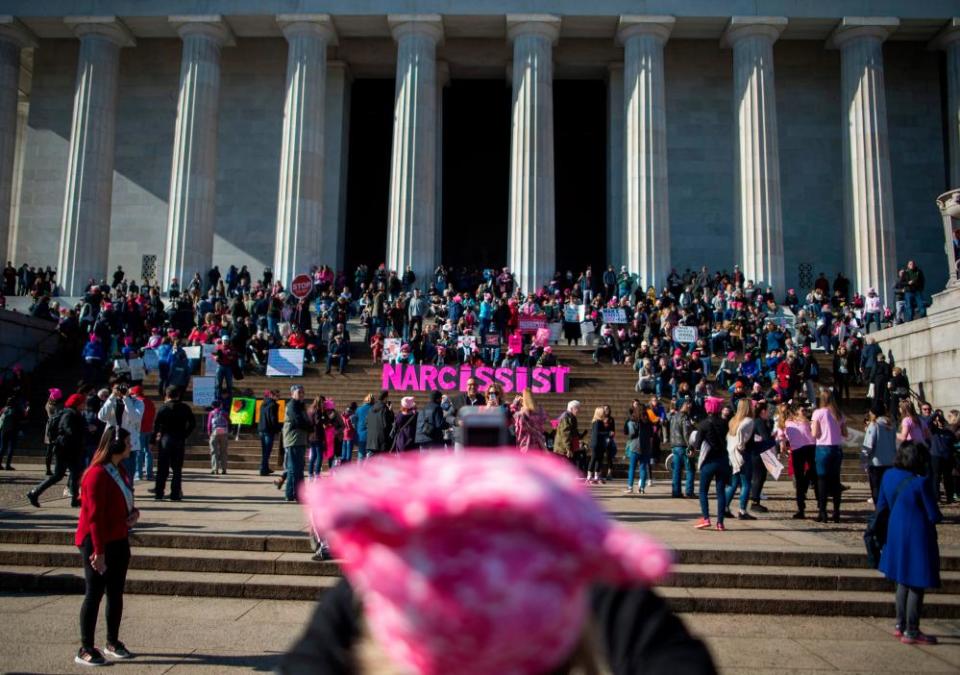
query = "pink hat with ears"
(323, 400, 336, 411)
(301, 452, 670, 675)
(705, 396, 725, 414)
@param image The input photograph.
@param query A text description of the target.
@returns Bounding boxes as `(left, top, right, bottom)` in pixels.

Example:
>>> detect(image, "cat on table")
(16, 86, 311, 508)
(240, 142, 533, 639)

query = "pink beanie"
(301, 452, 670, 675)
(705, 396, 725, 415)
(323, 400, 336, 411)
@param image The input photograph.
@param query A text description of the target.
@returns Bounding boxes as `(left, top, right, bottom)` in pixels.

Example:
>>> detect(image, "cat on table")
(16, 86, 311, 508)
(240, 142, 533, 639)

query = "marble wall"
(12, 37, 951, 293)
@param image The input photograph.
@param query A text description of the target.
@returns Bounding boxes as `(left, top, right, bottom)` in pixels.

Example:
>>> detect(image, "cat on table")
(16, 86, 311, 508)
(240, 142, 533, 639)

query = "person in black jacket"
(151, 386, 197, 501)
(28, 394, 86, 508)
(364, 391, 394, 456)
(415, 390, 447, 450)
(258, 390, 282, 475)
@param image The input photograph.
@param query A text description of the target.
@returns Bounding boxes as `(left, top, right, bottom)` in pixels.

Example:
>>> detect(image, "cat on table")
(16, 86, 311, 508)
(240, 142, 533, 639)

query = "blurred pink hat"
(705, 396, 725, 414)
(48, 387, 63, 401)
(323, 400, 336, 411)
(301, 452, 670, 675)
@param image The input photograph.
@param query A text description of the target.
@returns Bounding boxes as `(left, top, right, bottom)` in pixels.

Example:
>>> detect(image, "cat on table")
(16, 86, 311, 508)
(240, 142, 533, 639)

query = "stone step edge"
(1, 567, 958, 617)
(0, 530, 957, 570)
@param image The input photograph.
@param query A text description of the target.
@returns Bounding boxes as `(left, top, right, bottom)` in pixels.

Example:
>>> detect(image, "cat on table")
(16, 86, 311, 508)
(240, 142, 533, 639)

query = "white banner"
(672, 326, 699, 344)
(127, 357, 145, 382)
(183, 346, 202, 361)
(192, 376, 217, 407)
(202, 343, 219, 376)
(267, 348, 305, 377)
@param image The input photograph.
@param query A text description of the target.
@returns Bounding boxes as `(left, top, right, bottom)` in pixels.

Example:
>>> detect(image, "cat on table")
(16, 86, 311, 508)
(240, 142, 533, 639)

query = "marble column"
(57, 17, 134, 296)
(386, 14, 442, 287)
(163, 16, 233, 290)
(724, 17, 787, 293)
(323, 61, 351, 272)
(830, 18, 899, 306)
(272, 14, 336, 287)
(933, 19, 960, 188)
(507, 15, 560, 295)
(606, 63, 624, 269)
(435, 61, 449, 268)
(0, 17, 35, 266)
(619, 16, 674, 292)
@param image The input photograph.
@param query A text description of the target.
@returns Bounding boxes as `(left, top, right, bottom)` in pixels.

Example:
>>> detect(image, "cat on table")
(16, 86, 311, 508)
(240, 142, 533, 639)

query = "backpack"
(46, 409, 67, 445)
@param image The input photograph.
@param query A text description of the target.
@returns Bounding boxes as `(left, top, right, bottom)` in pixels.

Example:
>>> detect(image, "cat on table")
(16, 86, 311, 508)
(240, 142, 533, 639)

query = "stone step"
(1, 564, 957, 616)
(1, 544, 956, 594)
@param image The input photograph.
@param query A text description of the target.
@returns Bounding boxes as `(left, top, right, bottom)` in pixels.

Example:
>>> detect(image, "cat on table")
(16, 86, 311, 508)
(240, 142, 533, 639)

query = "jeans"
(895, 584, 925, 635)
(326, 353, 347, 373)
(285, 445, 306, 501)
(930, 455, 956, 503)
(626, 450, 640, 488)
(864, 311, 882, 334)
(725, 452, 754, 512)
(136, 432, 153, 480)
(0, 428, 15, 467)
(699, 459, 731, 523)
(340, 439, 353, 463)
(157, 362, 170, 398)
(904, 291, 925, 322)
(215, 364, 233, 402)
(259, 432, 275, 474)
(815, 444, 843, 518)
(79, 536, 130, 650)
(671, 446, 695, 497)
(308, 442, 323, 476)
(154, 436, 185, 498)
(31, 447, 82, 503)
(209, 434, 228, 472)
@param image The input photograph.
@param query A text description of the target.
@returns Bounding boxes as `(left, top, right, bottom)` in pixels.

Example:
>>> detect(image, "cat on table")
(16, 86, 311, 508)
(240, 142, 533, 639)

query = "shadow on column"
(343, 79, 393, 276)
(555, 80, 607, 278)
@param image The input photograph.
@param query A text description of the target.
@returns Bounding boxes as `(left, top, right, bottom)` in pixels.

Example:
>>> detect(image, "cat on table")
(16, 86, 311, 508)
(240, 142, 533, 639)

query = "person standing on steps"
(668, 399, 696, 499)
(151, 386, 195, 501)
(877, 442, 942, 646)
(43, 387, 64, 476)
(98, 384, 143, 486)
(283, 385, 311, 503)
(724, 400, 756, 521)
(74, 428, 139, 666)
(206, 400, 230, 475)
(258, 389, 281, 476)
(862, 408, 897, 505)
(748, 402, 776, 513)
(810, 388, 847, 523)
(28, 393, 85, 508)
(692, 396, 731, 531)
(130, 386, 155, 483)
(776, 403, 818, 519)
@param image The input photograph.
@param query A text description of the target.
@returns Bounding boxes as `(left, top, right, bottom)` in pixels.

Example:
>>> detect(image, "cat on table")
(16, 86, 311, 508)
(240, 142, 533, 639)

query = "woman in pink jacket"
(513, 388, 548, 451)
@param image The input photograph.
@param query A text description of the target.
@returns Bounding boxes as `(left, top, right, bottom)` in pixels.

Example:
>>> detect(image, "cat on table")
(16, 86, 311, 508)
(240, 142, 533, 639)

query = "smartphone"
(459, 406, 508, 448)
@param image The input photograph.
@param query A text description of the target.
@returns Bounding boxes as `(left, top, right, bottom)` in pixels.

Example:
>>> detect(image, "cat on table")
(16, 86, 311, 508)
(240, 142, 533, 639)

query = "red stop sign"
(290, 274, 313, 299)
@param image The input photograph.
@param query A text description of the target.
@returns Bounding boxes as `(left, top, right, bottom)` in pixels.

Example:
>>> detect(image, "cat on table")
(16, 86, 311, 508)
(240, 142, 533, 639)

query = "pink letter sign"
(381, 364, 570, 394)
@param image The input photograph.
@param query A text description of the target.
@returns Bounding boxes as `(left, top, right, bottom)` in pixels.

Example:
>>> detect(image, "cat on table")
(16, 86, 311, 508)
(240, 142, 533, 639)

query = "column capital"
(828, 17, 899, 49)
(617, 16, 675, 45)
(277, 14, 337, 45)
(506, 14, 561, 44)
(0, 16, 37, 49)
(169, 15, 235, 47)
(722, 17, 787, 48)
(929, 18, 960, 50)
(64, 16, 135, 47)
(388, 14, 443, 45)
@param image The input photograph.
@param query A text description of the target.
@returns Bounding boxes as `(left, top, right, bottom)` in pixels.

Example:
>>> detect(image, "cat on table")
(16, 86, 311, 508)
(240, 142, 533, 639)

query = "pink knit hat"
(301, 452, 670, 675)
(705, 396, 725, 414)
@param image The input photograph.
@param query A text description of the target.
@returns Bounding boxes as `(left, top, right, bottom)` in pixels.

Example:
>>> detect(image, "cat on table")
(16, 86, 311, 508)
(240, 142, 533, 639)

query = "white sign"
(267, 348, 305, 377)
(202, 343, 219, 376)
(672, 326, 699, 344)
(192, 376, 217, 407)
(183, 346, 202, 361)
(760, 448, 784, 481)
(564, 305, 580, 323)
(601, 308, 627, 324)
(128, 357, 145, 382)
(384, 338, 402, 362)
(457, 335, 477, 352)
(142, 349, 159, 372)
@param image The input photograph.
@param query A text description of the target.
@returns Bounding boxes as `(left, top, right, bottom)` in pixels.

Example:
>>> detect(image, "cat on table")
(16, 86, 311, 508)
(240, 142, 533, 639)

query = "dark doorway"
(343, 79, 394, 276)
(554, 80, 606, 277)
(441, 80, 511, 268)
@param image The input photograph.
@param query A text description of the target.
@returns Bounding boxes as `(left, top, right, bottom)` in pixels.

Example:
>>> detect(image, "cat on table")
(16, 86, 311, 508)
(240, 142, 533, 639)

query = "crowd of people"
(0, 255, 956, 660)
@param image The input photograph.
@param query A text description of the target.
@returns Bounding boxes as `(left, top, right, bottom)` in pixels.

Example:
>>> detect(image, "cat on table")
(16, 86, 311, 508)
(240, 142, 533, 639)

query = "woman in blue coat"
(877, 442, 942, 645)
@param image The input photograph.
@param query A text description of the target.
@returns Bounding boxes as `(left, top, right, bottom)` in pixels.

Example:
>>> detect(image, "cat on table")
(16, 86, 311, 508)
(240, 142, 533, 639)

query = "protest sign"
(142, 349, 159, 372)
(549, 322, 563, 343)
(383, 338, 402, 362)
(266, 348, 305, 377)
(518, 316, 547, 333)
(508, 332, 523, 354)
(382, 363, 571, 394)
(760, 449, 784, 481)
(672, 326, 699, 344)
(183, 346, 201, 361)
(255, 398, 286, 423)
(290, 274, 313, 299)
(202, 343, 218, 375)
(192, 376, 217, 407)
(127, 357, 145, 382)
(229, 397, 256, 426)
(483, 332, 501, 347)
(564, 305, 580, 323)
(457, 335, 477, 352)
(601, 308, 627, 324)
(533, 327, 551, 347)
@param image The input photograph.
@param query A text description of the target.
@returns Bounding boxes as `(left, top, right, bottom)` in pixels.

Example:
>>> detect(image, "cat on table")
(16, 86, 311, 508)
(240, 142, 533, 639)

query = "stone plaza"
(0, 1, 958, 303)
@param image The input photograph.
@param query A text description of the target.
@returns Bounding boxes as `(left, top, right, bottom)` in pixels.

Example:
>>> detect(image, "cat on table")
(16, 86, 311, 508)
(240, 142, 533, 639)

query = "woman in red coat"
(74, 428, 140, 666)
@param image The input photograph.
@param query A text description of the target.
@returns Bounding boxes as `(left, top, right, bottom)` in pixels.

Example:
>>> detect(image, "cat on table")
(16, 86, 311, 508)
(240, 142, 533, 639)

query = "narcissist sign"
(382, 363, 571, 394)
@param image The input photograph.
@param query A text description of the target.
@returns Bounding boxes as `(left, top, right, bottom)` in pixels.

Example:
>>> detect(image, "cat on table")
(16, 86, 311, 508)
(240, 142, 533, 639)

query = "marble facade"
(0, 3, 958, 298)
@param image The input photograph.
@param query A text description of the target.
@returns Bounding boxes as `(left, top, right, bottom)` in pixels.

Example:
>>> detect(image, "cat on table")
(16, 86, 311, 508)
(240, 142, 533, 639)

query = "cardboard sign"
(382, 364, 571, 394)
(601, 308, 627, 324)
(142, 349, 159, 372)
(564, 305, 581, 323)
(192, 376, 217, 407)
(760, 448, 784, 480)
(518, 316, 547, 333)
(549, 322, 563, 343)
(127, 357, 145, 382)
(384, 338, 402, 362)
(483, 332, 501, 347)
(672, 326, 699, 344)
(457, 335, 477, 352)
(290, 274, 313, 299)
(230, 397, 256, 426)
(266, 348, 305, 377)
(202, 343, 219, 376)
(508, 332, 523, 354)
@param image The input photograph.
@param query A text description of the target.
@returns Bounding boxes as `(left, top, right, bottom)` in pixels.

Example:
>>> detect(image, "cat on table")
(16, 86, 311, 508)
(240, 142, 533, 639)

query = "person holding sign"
(206, 401, 230, 475)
